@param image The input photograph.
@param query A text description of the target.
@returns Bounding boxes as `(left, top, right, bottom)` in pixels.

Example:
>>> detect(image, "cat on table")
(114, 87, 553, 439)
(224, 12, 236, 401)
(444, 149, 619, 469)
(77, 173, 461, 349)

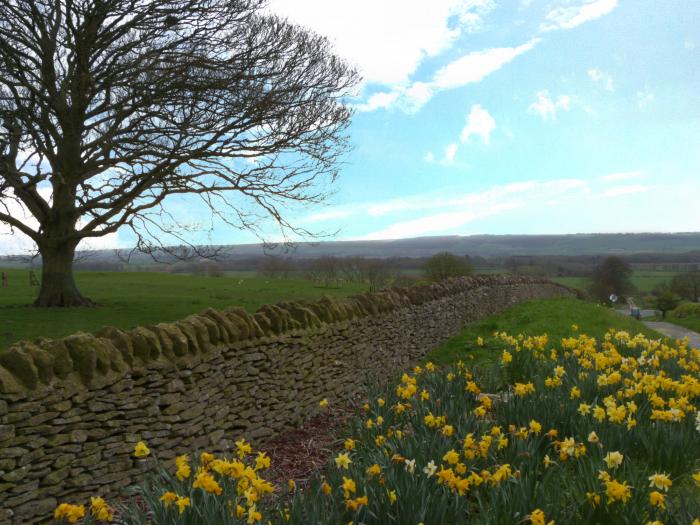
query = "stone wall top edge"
(0, 275, 574, 396)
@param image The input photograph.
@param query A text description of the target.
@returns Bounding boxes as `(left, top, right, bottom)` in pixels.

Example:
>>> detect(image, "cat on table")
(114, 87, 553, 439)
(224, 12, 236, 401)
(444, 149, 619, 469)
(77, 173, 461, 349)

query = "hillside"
(4, 232, 700, 269)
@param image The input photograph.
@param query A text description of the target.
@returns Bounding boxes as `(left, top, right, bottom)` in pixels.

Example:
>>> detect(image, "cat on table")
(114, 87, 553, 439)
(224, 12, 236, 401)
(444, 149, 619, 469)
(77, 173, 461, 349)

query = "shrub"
(422, 252, 472, 282)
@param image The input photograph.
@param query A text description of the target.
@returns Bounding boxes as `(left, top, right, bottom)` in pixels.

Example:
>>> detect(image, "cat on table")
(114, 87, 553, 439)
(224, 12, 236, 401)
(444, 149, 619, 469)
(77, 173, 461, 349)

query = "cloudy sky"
(265, 0, 700, 242)
(2, 0, 699, 254)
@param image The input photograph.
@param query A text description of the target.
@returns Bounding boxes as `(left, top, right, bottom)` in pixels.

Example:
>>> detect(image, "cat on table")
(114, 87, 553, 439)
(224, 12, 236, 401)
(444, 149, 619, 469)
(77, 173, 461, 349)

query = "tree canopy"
(0, 0, 359, 306)
(588, 256, 635, 304)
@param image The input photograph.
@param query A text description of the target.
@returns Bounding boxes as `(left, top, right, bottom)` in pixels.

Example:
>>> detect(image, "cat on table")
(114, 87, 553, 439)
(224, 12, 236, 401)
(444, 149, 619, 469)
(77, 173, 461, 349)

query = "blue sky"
(2, 0, 699, 254)
(261, 0, 700, 242)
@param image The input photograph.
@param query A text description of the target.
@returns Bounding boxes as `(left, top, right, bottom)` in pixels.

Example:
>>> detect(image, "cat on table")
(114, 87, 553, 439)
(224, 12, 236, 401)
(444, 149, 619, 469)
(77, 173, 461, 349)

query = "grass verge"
(428, 297, 662, 366)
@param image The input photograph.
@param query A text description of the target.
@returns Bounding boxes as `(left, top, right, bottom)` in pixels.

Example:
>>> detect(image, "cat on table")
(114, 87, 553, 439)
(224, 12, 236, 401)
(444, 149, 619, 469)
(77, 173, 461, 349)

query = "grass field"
(0, 266, 671, 350)
(0, 268, 366, 349)
(427, 297, 661, 366)
(551, 269, 679, 294)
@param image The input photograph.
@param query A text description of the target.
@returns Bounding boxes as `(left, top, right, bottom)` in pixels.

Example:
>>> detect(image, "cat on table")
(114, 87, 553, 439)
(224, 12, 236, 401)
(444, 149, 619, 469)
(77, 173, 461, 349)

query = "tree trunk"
(34, 242, 94, 307)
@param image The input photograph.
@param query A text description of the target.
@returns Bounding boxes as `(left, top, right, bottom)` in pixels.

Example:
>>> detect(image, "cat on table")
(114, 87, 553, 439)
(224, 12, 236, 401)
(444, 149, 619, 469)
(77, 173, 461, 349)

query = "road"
(616, 308, 657, 319)
(643, 321, 700, 348)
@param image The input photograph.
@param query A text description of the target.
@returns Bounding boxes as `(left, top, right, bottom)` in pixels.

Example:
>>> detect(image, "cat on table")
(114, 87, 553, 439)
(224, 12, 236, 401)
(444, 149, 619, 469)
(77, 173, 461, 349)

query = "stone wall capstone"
(0, 275, 575, 523)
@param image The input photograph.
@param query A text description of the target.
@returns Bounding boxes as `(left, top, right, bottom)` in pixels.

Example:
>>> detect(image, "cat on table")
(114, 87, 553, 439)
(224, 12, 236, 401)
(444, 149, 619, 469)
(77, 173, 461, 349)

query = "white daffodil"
(404, 458, 416, 474)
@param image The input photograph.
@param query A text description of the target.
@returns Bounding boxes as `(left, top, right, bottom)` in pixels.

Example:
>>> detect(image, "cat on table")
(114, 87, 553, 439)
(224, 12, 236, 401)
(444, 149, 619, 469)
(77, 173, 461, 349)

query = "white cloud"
(637, 86, 654, 108)
(528, 90, 571, 120)
(600, 170, 642, 182)
(425, 104, 495, 166)
(587, 68, 614, 91)
(541, 0, 618, 32)
(302, 180, 700, 238)
(600, 185, 653, 198)
(269, 0, 497, 86)
(444, 143, 459, 165)
(460, 104, 496, 143)
(355, 91, 401, 112)
(359, 179, 589, 239)
(432, 39, 540, 90)
(359, 38, 540, 114)
(425, 143, 460, 165)
(304, 208, 355, 223)
(360, 204, 518, 240)
(398, 82, 435, 113)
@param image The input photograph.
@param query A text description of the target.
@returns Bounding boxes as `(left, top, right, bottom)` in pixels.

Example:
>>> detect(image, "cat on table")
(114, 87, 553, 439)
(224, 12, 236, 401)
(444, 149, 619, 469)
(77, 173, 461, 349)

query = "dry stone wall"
(0, 275, 574, 523)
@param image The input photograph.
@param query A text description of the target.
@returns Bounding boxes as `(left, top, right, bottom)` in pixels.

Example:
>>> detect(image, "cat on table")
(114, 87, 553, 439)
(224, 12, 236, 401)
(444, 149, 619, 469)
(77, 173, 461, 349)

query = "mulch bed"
(263, 394, 364, 490)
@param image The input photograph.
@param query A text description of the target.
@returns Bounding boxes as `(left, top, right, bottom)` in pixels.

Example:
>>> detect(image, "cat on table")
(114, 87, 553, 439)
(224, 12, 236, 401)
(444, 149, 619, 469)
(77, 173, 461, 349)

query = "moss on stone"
(202, 309, 233, 344)
(224, 307, 252, 340)
(252, 312, 272, 336)
(257, 304, 292, 334)
(279, 302, 322, 330)
(21, 343, 54, 385)
(151, 325, 175, 360)
(175, 320, 200, 355)
(182, 316, 210, 351)
(197, 315, 220, 346)
(94, 344, 113, 375)
(0, 348, 38, 390)
(95, 327, 134, 367)
(130, 327, 162, 362)
(156, 323, 188, 357)
(63, 333, 98, 384)
(40, 340, 73, 379)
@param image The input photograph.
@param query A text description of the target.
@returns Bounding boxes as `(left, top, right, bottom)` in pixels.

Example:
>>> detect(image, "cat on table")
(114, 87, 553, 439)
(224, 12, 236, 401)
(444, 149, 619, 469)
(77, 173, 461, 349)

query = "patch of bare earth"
(264, 394, 364, 490)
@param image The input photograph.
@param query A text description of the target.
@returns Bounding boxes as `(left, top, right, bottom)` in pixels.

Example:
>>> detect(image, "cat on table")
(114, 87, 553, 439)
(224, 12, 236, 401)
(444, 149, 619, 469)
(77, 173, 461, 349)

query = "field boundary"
(0, 276, 574, 523)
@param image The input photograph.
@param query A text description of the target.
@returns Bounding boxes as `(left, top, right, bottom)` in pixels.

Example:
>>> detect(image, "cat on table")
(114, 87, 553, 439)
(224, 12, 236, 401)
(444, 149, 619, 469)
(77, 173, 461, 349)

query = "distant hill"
(4, 233, 700, 268)
(232, 233, 700, 258)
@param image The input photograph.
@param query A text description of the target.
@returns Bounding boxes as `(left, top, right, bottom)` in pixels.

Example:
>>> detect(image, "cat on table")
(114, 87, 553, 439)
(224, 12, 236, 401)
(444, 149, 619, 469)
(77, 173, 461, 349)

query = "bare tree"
(671, 271, 700, 302)
(257, 256, 295, 279)
(305, 256, 342, 288)
(0, 0, 359, 306)
(361, 258, 394, 292)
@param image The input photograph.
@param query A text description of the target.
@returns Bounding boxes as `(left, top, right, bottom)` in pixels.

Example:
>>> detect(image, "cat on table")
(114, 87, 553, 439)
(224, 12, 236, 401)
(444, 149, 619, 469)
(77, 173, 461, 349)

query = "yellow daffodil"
(649, 491, 666, 509)
(603, 451, 624, 469)
(133, 441, 150, 458)
(529, 508, 554, 525)
(648, 472, 672, 492)
(335, 452, 352, 469)
(54, 503, 86, 524)
(605, 479, 631, 504)
(341, 477, 356, 497)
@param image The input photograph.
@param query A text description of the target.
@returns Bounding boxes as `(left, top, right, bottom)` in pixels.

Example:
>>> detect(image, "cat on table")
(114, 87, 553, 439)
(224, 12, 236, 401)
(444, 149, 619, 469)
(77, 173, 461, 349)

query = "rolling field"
(551, 269, 680, 294)
(0, 268, 365, 349)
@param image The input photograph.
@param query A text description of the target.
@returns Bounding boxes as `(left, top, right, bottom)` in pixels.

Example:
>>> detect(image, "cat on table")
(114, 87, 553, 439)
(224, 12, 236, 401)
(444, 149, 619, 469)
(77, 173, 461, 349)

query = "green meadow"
(551, 269, 679, 294)
(0, 267, 672, 351)
(0, 268, 365, 349)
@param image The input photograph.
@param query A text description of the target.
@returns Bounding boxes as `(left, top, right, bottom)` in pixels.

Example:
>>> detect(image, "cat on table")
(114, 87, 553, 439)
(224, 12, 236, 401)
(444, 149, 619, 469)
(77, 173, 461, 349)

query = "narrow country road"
(643, 321, 700, 348)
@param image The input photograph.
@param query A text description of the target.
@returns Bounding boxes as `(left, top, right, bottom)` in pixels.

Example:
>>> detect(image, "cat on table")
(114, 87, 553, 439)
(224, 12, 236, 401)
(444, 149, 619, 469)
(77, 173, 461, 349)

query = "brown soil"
(263, 394, 364, 490)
